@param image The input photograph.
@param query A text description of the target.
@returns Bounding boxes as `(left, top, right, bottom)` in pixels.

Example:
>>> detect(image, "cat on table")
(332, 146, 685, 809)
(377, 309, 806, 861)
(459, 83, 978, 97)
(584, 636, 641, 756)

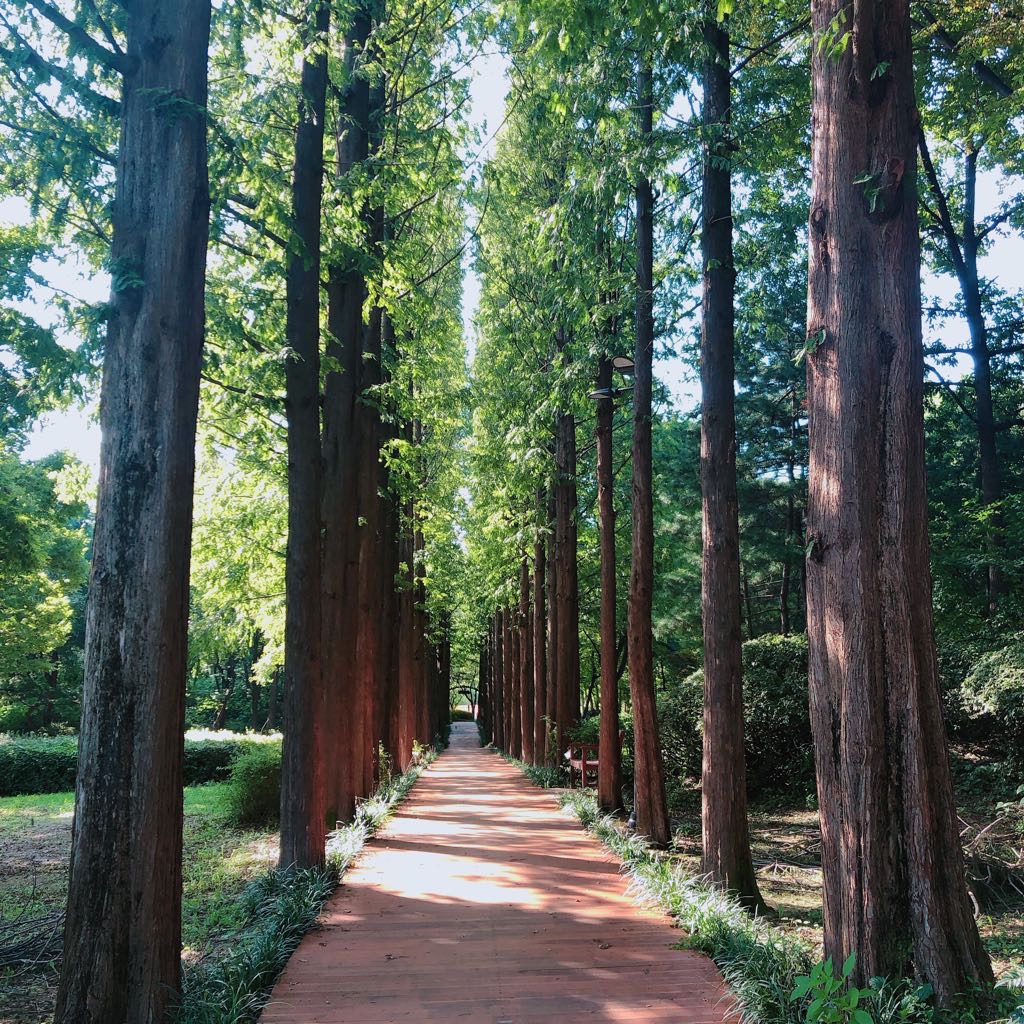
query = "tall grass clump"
(178, 745, 439, 1023)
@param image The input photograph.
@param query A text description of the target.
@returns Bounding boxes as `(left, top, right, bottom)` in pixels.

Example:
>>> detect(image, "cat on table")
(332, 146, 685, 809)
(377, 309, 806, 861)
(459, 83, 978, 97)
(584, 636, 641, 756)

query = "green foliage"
(791, 955, 875, 1024)
(959, 635, 1024, 768)
(659, 634, 814, 796)
(178, 865, 339, 1024)
(224, 742, 283, 827)
(0, 731, 281, 796)
(0, 733, 77, 795)
(0, 448, 90, 726)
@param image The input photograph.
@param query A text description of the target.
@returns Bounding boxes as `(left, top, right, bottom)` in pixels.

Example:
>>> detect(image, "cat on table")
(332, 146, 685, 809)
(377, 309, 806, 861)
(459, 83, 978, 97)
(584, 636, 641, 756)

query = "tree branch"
(22, 0, 131, 74)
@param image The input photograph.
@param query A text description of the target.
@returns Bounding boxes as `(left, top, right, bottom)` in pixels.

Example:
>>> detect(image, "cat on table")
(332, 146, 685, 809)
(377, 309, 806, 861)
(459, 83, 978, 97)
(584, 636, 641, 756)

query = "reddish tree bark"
(54, 2, 211, 1019)
(806, 0, 992, 999)
(554, 388, 580, 750)
(280, 0, 330, 871)
(494, 608, 506, 751)
(533, 528, 547, 765)
(596, 357, 623, 813)
(699, 13, 765, 910)
(321, 5, 372, 824)
(520, 556, 534, 763)
(628, 56, 671, 848)
(545, 498, 559, 762)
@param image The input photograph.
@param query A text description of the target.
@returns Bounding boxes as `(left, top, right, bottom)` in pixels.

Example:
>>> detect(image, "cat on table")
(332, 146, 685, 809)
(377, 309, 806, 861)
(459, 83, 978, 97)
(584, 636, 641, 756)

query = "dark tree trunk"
(494, 608, 506, 750)
(267, 670, 279, 731)
(54, 2, 211, 1019)
(628, 56, 671, 848)
(279, 0, 330, 872)
(806, 0, 992, 1000)
(507, 602, 520, 757)
(596, 357, 623, 813)
(554, 388, 580, 751)
(397, 497, 417, 771)
(918, 138, 1004, 612)
(321, 5, 372, 825)
(352, 299, 385, 797)
(533, 525, 547, 765)
(414, 520, 429, 747)
(545, 497, 558, 762)
(699, 14, 766, 912)
(519, 556, 534, 764)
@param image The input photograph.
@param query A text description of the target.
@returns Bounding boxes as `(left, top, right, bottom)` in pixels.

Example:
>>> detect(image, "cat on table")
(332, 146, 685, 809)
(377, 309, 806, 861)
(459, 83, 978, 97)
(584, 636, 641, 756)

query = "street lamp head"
(611, 355, 635, 375)
(588, 387, 614, 401)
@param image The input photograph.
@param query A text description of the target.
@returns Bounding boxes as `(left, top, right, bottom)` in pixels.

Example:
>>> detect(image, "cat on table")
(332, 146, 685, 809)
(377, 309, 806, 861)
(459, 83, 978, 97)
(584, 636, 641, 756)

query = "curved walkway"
(261, 723, 736, 1023)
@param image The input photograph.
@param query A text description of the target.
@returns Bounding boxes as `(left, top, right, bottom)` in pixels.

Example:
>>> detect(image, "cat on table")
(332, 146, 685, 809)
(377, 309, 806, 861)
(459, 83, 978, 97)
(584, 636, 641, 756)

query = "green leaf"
(842, 952, 857, 979)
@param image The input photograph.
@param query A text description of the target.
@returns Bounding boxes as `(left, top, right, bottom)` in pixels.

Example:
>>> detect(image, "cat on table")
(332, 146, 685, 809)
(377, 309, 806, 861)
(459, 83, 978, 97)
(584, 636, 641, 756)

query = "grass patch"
(176, 746, 440, 1024)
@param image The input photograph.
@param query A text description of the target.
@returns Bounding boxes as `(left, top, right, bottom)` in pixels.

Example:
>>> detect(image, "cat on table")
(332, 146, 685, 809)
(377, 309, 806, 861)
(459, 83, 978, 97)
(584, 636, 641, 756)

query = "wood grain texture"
(261, 724, 736, 1024)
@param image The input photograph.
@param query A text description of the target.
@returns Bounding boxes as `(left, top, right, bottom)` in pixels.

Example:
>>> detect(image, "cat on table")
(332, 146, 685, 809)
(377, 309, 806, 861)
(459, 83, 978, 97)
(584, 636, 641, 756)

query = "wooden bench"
(564, 730, 625, 788)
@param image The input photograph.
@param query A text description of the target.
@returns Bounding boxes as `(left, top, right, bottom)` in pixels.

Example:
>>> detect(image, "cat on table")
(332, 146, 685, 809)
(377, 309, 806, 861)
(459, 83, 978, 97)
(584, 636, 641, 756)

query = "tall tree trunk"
(918, 138, 1004, 612)
(545, 496, 558, 762)
(506, 604, 519, 756)
(520, 555, 534, 763)
(321, 5, 372, 825)
(554, 387, 580, 750)
(280, 0, 330, 872)
(267, 669, 279, 732)
(806, 0, 992, 1000)
(397, 497, 417, 771)
(492, 609, 504, 750)
(55, 2, 211, 1019)
(628, 55, 670, 848)
(533, 524, 547, 765)
(699, 13, 766, 911)
(596, 357, 623, 813)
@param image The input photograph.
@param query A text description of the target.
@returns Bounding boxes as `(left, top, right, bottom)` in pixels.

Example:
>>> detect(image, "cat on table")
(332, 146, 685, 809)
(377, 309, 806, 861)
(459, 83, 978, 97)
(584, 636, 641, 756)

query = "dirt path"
(261, 723, 735, 1023)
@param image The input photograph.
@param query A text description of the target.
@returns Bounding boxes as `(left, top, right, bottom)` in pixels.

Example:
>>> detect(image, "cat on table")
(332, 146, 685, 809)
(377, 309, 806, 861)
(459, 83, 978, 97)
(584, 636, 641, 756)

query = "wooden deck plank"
(260, 723, 737, 1024)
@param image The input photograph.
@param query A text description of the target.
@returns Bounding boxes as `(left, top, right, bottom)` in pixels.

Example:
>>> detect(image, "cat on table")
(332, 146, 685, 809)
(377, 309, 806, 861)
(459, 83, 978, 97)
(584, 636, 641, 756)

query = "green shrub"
(960, 635, 1024, 768)
(225, 743, 282, 827)
(658, 633, 814, 795)
(0, 734, 78, 795)
(0, 730, 281, 797)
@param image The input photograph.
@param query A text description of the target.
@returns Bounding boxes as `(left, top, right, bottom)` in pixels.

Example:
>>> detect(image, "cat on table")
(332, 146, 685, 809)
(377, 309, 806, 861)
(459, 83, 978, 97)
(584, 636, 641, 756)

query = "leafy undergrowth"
(0, 748, 438, 1024)
(0, 783, 280, 1024)
(515, 767, 1023, 1024)
(176, 746, 439, 1024)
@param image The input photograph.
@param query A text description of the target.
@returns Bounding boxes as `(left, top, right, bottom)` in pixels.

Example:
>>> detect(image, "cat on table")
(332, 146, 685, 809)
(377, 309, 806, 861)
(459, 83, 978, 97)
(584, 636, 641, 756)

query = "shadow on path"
(260, 722, 736, 1023)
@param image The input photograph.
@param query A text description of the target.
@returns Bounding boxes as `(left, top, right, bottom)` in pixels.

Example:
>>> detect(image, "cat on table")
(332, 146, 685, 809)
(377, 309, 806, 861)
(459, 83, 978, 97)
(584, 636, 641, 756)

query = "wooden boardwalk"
(261, 722, 736, 1023)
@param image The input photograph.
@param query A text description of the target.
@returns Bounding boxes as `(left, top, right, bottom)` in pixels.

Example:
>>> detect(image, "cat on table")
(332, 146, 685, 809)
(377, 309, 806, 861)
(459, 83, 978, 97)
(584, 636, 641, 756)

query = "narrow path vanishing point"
(261, 722, 737, 1023)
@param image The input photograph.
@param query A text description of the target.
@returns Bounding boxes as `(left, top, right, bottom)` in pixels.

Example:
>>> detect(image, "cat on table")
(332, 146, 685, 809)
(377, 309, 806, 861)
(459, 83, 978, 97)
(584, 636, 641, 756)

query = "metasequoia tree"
(628, 54, 670, 847)
(595, 356, 623, 813)
(699, 8, 766, 909)
(805, 0, 992, 999)
(280, 0, 330, 871)
(52, 0, 212, 1020)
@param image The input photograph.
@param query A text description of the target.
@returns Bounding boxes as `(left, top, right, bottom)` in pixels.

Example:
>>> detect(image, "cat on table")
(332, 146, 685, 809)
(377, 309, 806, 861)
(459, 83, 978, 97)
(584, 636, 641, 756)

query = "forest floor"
(0, 783, 279, 1024)
(0, 760, 1020, 1023)
(667, 763, 1024, 978)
